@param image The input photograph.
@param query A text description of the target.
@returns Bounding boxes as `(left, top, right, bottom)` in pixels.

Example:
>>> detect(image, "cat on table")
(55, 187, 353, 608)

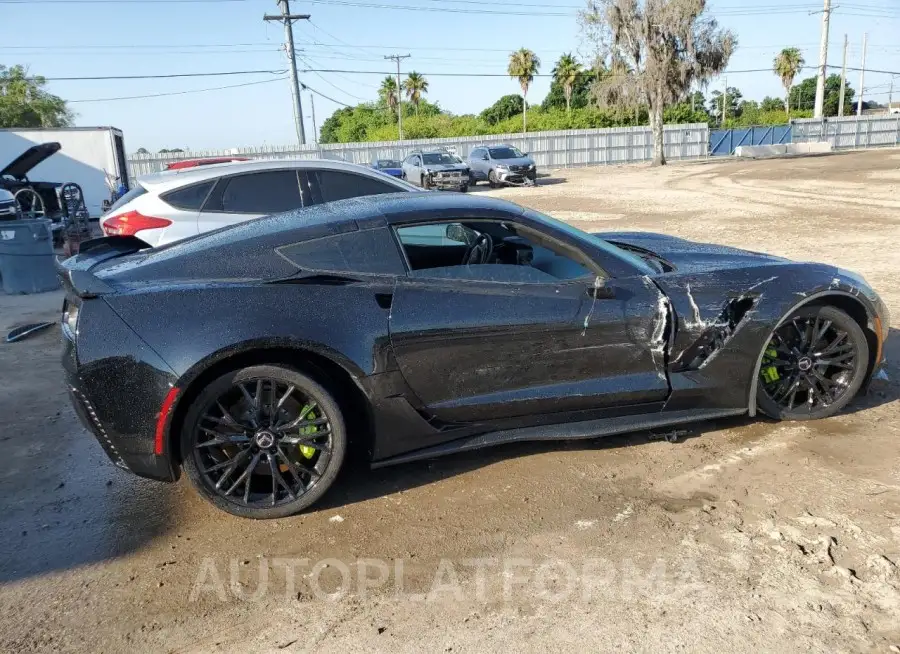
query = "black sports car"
(58, 192, 889, 518)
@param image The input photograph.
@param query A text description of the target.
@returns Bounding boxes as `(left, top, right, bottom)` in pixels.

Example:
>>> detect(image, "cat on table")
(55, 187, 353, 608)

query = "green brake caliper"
(297, 404, 318, 459)
(760, 346, 781, 384)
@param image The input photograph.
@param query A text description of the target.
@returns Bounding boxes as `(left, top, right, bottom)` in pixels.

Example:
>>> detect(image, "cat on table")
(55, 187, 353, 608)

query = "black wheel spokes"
(763, 317, 859, 414)
(194, 378, 332, 509)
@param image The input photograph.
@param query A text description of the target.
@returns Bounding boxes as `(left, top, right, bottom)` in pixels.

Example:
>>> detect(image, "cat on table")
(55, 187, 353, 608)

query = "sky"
(2, 0, 899, 153)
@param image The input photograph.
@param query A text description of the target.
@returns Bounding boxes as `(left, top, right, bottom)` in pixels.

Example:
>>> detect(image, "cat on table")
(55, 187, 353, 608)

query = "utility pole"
(857, 32, 867, 117)
(264, 1, 310, 145)
(309, 93, 318, 144)
(813, 0, 832, 119)
(722, 77, 728, 125)
(384, 54, 410, 139)
(838, 34, 848, 117)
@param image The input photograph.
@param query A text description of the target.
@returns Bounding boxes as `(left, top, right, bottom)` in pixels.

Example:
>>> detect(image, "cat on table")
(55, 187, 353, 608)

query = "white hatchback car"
(101, 159, 420, 247)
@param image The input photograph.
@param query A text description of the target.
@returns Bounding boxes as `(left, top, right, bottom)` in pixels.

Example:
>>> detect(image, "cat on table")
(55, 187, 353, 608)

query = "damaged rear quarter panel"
(653, 263, 879, 412)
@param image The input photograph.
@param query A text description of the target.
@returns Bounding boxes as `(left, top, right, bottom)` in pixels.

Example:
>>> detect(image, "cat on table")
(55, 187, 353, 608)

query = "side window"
(212, 171, 303, 214)
(276, 227, 405, 275)
(471, 148, 483, 159)
(395, 221, 594, 282)
(315, 170, 399, 203)
(162, 180, 214, 211)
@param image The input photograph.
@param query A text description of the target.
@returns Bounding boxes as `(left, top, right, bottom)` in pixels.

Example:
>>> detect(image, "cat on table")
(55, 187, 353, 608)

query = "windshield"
(521, 208, 656, 276)
(422, 153, 456, 165)
(489, 146, 525, 159)
(376, 159, 401, 168)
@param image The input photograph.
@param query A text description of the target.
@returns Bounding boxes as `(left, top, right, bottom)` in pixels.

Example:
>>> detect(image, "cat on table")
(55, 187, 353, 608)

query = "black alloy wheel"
(181, 365, 346, 519)
(756, 305, 869, 420)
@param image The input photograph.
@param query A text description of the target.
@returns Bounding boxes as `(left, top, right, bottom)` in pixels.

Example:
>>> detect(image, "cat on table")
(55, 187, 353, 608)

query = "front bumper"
(426, 172, 468, 190)
(497, 168, 537, 184)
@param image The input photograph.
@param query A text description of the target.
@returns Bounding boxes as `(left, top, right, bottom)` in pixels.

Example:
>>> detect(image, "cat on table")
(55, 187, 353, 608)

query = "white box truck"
(0, 126, 128, 218)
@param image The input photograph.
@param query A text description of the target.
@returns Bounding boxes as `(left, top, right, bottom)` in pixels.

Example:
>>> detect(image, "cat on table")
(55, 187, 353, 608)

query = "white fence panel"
(127, 123, 710, 182)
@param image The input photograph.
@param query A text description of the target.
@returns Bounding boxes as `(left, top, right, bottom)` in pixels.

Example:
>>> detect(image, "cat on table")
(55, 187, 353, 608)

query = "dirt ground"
(1, 149, 899, 653)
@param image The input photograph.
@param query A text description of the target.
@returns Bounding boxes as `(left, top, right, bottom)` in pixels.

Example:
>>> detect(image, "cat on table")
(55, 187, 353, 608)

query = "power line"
(0, 0, 248, 3)
(69, 76, 288, 103)
(294, 54, 370, 101)
(36, 69, 287, 81)
(300, 82, 352, 108)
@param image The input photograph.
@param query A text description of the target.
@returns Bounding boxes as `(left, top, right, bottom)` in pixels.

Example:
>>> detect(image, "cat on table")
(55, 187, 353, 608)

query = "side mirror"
(445, 223, 473, 245)
(586, 277, 615, 299)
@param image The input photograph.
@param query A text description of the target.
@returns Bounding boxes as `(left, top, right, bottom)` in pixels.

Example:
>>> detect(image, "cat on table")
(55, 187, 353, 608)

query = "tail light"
(102, 210, 171, 236)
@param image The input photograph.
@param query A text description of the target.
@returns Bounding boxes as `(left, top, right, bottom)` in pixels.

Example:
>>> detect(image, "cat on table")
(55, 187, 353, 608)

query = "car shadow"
(840, 326, 900, 414)
(466, 174, 567, 193)
(315, 414, 752, 513)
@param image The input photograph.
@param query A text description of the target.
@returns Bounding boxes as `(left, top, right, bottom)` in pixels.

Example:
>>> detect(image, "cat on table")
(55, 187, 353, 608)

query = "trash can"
(0, 219, 60, 294)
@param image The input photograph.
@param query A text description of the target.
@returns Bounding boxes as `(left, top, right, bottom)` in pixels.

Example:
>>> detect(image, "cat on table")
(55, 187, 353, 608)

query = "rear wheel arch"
(167, 344, 374, 467)
(748, 291, 878, 416)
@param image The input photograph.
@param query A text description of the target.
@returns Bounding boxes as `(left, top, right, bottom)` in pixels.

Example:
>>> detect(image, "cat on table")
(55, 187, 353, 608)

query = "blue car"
(371, 158, 403, 178)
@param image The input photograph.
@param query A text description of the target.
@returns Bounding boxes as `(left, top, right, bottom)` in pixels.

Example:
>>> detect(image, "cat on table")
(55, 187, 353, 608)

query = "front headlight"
(528, 163, 535, 169)
(495, 164, 508, 170)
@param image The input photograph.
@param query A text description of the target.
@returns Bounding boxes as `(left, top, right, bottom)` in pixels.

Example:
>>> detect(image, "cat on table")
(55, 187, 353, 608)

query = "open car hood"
(1, 142, 61, 180)
(595, 230, 788, 274)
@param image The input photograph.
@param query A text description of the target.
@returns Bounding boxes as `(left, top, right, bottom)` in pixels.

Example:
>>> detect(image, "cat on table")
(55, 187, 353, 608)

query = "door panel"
(388, 275, 668, 423)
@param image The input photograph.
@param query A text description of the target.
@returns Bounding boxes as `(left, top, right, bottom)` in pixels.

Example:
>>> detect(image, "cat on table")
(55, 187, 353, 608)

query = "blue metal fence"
(709, 125, 792, 156)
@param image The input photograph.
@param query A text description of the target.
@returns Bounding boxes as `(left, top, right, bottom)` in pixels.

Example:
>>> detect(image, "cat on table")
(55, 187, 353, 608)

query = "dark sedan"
(58, 193, 889, 518)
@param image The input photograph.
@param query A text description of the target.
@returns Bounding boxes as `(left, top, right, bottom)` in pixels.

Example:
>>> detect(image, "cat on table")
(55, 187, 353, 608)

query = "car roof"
(136, 158, 403, 193)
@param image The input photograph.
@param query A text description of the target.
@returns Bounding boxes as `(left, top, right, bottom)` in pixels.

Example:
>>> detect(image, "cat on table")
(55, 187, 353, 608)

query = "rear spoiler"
(56, 235, 151, 298)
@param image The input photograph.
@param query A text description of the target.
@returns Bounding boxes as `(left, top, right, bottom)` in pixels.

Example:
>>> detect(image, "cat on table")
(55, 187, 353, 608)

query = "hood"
(595, 231, 788, 274)
(1, 142, 61, 180)
(494, 157, 533, 167)
(424, 163, 469, 172)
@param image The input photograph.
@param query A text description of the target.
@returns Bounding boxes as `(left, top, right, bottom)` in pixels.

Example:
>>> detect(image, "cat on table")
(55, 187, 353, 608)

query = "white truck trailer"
(0, 126, 129, 218)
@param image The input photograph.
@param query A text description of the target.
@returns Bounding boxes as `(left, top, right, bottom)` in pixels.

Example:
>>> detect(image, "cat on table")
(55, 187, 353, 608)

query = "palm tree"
(553, 53, 582, 113)
(379, 76, 398, 121)
(507, 48, 541, 132)
(402, 71, 429, 116)
(773, 47, 805, 116)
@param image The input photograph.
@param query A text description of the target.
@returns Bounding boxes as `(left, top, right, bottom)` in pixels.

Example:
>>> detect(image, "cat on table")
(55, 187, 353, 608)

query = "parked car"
(0, 142, 65, 234)
(165, 157, 250, 170)
(370, 158, 404, 178)
(401, 150, 469, 191)
(99, 159, 419, 246)
(467, 144, 536, 187)
(59, 192, 888, 518)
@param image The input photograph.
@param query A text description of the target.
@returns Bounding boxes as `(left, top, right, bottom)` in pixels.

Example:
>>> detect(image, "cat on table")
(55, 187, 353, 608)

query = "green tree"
(135, 147, 149, 154)
(378, 76, 399, 120)
(789, 74, 853, 116)
(580, 0, 735, 165)
(552, 53, 582, 113)
(507, 48, 541, 133)
(760, 96, 784, 112)
(773, 47, 805, 116)
(0, 65, 73, 128)
(402, 71, 429, 116)
(480, 94, 524, 125)
(709, 87, 743, 123)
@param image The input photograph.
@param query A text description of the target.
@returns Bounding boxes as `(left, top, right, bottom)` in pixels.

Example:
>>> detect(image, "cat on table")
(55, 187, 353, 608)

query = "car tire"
(488, 170, 499, 189)
(421, 174, 431, 190)
(460, 184, 469, 193)
(180, 365, 347, 519)
(756, 305, 869, 421)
